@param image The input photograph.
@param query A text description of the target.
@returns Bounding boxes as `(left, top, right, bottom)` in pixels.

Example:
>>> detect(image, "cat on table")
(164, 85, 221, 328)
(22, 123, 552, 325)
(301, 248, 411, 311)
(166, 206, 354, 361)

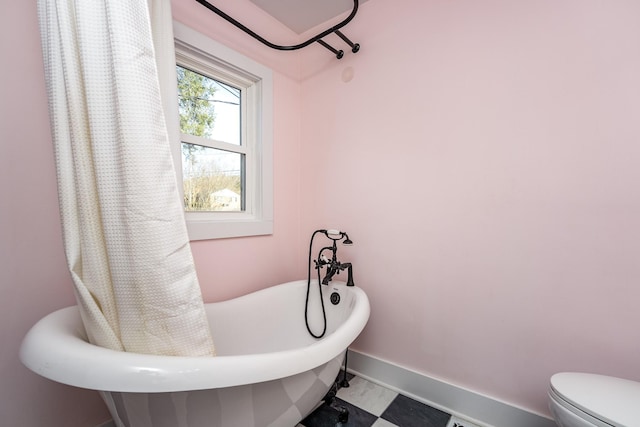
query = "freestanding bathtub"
(20, 280, 370, 427)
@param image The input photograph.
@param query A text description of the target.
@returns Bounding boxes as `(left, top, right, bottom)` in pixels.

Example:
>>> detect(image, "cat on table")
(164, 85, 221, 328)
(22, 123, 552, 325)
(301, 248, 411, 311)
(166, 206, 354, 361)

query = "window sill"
(186, 218, 273, 240)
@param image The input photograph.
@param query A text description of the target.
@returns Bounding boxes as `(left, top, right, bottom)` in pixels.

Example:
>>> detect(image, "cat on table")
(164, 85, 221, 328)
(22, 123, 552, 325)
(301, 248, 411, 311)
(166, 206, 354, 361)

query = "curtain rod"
(193, 0, 361, 59)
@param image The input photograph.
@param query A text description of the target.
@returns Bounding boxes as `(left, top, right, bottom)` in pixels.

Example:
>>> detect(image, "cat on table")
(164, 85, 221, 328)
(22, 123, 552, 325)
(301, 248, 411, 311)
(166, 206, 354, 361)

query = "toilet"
(549, 372, 640, 427)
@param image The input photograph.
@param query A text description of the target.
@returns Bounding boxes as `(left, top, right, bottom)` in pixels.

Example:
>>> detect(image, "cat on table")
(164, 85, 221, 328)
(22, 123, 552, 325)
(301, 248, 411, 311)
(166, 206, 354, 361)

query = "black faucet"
(315, 243, 355, 286)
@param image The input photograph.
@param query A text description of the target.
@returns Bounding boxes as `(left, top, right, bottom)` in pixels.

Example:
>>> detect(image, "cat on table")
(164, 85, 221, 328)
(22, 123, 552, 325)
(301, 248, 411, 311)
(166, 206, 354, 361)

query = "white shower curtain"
(37, 0, 216, 356)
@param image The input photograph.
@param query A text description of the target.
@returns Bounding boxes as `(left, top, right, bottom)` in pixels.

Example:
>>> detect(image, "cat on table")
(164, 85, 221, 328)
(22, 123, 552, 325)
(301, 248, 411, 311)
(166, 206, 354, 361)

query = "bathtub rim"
(19, 280, 370, 393)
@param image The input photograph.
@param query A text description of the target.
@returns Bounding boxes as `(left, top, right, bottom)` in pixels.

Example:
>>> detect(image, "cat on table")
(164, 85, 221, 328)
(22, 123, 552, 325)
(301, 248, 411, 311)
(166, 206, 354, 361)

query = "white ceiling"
(249, 0, 367, 34)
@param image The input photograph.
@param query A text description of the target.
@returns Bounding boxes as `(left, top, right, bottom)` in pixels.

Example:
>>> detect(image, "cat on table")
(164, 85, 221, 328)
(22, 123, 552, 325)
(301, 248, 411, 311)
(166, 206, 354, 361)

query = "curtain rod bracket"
(335, 30, 360, 53)
(194, 0, 361, 59)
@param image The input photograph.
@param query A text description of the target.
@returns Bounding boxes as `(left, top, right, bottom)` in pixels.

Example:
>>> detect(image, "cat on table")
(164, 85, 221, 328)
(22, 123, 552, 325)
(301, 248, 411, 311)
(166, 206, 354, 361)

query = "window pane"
(182, 143, 244, 212)
(176, 66, 241, 145)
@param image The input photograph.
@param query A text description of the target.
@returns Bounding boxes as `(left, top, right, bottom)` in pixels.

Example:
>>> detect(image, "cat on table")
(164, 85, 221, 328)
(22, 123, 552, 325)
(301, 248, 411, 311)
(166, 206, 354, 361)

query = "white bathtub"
(20, 280, 370, 427)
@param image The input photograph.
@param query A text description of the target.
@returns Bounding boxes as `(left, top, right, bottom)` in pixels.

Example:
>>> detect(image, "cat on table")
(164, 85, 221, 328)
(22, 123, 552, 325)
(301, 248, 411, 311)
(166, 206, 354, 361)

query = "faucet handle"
(315, 253, 331, 270)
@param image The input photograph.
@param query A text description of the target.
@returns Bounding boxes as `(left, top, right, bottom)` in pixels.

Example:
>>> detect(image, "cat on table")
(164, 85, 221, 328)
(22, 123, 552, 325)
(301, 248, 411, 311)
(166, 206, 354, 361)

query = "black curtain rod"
(193, 0, 361, 59)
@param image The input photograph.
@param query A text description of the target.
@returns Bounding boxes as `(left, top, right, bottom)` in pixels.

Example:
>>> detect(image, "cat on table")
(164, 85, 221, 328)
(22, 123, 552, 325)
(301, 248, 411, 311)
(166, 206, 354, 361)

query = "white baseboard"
(345, 349, 556, 427)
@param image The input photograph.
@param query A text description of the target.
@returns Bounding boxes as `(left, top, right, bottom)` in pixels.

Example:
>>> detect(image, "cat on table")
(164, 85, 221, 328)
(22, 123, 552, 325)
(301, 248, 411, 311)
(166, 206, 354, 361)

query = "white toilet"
(549, 372, 640, 427)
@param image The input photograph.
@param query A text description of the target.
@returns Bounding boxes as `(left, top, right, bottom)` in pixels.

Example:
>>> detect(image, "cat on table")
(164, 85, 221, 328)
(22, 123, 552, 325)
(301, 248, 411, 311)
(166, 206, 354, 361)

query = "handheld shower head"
(325, 229, 354, 245)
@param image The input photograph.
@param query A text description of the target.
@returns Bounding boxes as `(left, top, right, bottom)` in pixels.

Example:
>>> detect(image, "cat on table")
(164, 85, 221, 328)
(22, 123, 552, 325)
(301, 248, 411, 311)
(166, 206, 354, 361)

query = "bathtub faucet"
(317, 249, 354, 286)
(314, 231, 355, 286)
(306, 228, 358, 339)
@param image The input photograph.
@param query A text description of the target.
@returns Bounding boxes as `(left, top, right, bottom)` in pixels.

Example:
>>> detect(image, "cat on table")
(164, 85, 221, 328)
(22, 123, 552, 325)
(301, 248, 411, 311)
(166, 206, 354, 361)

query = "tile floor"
(298, 372, 465, 427)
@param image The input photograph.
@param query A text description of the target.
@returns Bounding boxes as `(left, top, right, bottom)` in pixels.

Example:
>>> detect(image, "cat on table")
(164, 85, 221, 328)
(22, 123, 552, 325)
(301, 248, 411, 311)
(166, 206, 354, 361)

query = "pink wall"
(0, 2, 113, 426)
(300, 0, 640, 417)
(4, 0, 640, 425)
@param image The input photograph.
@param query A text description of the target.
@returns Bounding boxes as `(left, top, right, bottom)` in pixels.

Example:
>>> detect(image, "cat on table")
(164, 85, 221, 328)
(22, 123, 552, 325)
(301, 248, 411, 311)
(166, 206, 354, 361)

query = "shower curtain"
(37, 0, 216, 356)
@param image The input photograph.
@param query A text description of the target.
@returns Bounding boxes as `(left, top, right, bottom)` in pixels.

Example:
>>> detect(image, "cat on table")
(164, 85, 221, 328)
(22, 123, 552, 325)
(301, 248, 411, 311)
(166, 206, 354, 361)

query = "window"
(173, 22, 273, 240)
(177, 65, 244, 212)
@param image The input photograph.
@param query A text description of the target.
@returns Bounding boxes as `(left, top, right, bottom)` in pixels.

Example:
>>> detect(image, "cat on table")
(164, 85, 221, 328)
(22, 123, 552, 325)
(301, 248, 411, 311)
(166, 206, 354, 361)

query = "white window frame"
(172, 22, 273, 240)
